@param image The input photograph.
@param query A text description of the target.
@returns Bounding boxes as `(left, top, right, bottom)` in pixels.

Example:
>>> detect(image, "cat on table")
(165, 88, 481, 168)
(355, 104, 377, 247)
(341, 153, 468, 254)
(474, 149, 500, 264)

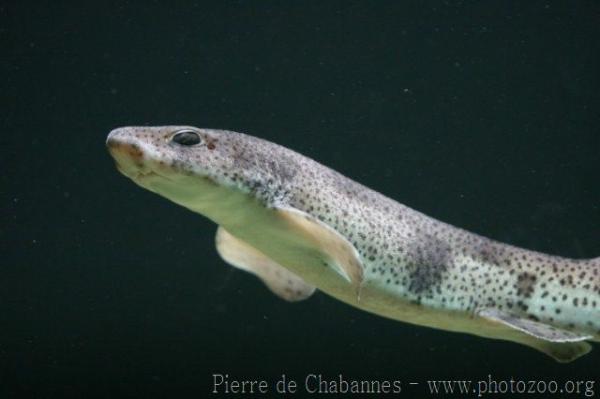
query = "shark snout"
(106, 127, 148, 176)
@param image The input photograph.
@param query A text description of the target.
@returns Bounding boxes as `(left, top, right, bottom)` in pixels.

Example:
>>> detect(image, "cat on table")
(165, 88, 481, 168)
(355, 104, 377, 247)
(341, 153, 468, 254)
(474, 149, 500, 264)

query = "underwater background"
(3, 1, 599, 397)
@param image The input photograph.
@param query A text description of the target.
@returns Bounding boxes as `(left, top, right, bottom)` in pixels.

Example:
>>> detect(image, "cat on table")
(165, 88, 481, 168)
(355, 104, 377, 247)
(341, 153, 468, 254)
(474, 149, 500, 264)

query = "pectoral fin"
(275, 207, 363, 290)
(478, 307, 592, 363)
(215, 226, 316, 302)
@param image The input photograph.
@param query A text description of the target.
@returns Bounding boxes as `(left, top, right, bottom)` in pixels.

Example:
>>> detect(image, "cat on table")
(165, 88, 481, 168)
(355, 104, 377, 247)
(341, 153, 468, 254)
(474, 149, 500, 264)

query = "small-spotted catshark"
(107, 126, 599, 362)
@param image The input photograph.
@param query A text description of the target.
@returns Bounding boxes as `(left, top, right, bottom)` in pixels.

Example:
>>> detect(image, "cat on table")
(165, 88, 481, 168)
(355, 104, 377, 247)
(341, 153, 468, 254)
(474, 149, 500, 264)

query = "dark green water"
(3, 1, 599, 397)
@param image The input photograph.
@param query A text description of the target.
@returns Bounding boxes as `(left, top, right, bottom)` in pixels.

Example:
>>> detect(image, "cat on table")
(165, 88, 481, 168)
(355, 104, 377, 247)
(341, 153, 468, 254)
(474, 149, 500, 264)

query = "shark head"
(107, 126, 238, 185)
(106, 126, 300, 221)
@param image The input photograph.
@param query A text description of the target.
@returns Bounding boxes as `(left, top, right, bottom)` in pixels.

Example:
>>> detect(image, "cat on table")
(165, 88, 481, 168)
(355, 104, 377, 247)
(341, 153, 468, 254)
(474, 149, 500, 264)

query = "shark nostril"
(126, 143, 143, 159)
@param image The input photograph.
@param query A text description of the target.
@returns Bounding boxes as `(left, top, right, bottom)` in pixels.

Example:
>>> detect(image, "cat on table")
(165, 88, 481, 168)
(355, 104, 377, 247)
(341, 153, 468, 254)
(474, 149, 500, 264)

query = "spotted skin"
(107, 126, 600, 361)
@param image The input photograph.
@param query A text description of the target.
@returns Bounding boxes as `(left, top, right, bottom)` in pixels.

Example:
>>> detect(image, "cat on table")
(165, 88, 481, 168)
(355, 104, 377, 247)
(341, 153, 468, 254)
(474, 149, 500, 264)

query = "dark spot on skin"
(516, 300, 528, 311)
(232, 145, 254, 170)
(516, 272, 537, 298)
(405, 234, 453, 295)
(267, 157, 297, 183)
(468, 239, 504, 266)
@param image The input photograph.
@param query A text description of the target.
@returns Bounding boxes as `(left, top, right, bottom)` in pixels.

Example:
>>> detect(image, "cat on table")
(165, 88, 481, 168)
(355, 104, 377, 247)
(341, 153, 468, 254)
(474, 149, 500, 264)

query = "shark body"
(107, 126, 599, 362)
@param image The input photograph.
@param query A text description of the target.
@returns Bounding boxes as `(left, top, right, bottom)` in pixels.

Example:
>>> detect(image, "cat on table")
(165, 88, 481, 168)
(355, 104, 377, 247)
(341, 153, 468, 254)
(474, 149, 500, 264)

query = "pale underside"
(137, 162, 593, 363)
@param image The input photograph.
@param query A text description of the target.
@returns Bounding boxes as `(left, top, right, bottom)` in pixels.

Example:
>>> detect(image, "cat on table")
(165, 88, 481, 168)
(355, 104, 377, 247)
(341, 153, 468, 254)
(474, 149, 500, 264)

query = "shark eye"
(172, 130, 202, 146)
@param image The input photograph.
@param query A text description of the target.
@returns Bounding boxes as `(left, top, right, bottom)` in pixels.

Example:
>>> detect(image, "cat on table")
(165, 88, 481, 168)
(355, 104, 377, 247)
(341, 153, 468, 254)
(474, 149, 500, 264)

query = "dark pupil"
(173, 131, 201, 146)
